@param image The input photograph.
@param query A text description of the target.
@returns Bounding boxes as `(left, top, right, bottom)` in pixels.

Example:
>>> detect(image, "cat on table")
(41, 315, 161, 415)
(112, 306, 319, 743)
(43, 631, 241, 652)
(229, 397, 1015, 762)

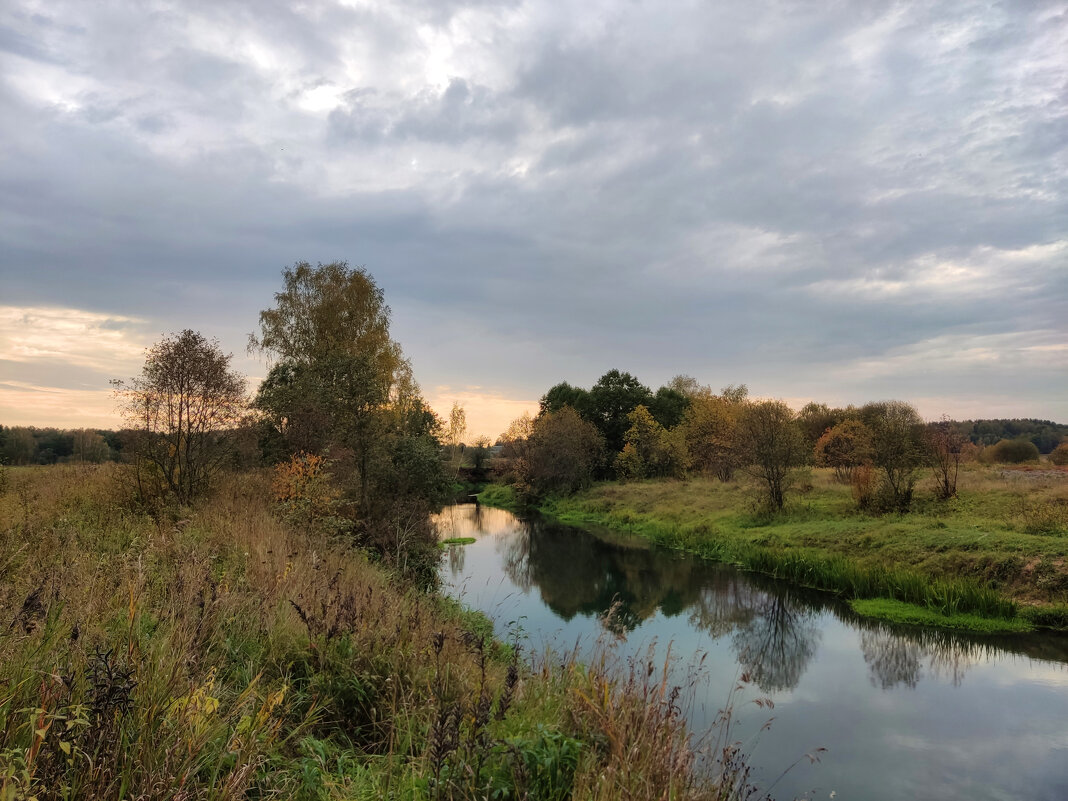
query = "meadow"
(0, 464, 758, 801)
(511, 464, 1068, 631)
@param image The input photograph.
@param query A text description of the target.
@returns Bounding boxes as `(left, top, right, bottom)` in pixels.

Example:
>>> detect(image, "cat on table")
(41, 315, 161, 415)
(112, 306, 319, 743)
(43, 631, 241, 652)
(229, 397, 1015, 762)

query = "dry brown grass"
(0, 464, 760, 800)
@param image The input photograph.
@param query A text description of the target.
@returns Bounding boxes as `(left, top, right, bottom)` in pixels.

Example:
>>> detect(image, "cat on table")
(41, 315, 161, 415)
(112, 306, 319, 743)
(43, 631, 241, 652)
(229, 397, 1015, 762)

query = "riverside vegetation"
(2, 257, 1065, 795)
(0, 261, 774, 800)
(484, 373, 1068, 634)
(0, 463, 766, 800)
(480, 464, 1068, 633)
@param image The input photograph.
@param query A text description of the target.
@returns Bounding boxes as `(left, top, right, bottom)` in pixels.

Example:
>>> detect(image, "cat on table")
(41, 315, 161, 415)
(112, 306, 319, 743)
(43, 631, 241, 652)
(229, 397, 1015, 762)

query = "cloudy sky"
(1, 0, 1066, 438)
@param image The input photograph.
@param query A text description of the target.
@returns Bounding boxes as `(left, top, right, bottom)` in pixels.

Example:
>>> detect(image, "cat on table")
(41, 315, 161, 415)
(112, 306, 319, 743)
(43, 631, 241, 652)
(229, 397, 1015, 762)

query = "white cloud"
(0, 380, 120, 428)
(0, 306, 148, 372)
(829, 329, 1068, 382)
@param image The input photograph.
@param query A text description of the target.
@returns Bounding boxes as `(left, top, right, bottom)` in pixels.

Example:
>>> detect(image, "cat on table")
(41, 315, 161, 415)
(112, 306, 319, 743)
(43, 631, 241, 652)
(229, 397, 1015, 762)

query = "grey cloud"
(0, 23, 58, 62)
(329, 78, 526, 146)
(1, 0, 1065, 425)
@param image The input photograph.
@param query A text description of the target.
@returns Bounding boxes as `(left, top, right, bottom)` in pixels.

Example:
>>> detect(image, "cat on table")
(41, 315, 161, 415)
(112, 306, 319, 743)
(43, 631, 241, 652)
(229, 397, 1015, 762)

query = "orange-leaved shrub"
(272, 452, 344, 532)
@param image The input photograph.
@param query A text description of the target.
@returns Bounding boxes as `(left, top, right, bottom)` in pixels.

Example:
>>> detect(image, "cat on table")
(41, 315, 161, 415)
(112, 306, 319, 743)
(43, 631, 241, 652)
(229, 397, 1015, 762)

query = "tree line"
(0, 426, 120, 465)
(494, 372, 1068, 512)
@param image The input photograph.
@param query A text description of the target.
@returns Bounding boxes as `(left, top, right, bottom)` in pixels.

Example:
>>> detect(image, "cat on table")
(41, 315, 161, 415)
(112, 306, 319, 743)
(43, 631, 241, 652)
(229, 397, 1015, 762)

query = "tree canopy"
(251, 262, 449, 582)
(114, 330, 247, 504)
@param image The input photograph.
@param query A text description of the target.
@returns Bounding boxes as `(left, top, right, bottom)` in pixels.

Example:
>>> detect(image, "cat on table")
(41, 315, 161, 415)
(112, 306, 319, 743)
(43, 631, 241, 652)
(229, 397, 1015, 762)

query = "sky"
(1, 0, 1066, 439)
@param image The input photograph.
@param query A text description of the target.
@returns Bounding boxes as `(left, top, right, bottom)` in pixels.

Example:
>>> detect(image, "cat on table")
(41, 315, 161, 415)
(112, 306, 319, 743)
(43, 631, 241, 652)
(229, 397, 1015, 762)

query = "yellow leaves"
(256, 685, 287, 728)
(168, 667, 221, 738)
(271, 453, 340, 529)
(272, 452, 330, 502)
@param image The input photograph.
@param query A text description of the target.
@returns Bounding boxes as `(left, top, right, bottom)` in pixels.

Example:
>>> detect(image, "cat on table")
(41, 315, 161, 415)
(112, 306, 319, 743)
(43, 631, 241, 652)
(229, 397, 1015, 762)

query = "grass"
(475, 484, 522, 512)
(480, 464, 1068, 632)
(0, 464, 765, 800)
(848, 599, 1034, 634)
(439, 537, 477, 546)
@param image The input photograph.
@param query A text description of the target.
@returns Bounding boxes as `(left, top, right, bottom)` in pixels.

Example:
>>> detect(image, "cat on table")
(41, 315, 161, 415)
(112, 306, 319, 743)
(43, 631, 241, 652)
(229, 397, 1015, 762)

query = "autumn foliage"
(271, 452, 342, 532)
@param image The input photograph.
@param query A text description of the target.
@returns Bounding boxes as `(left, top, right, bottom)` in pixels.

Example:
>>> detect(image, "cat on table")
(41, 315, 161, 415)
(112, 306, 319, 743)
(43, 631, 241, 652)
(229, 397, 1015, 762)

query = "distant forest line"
(1, 414, 1066, 467)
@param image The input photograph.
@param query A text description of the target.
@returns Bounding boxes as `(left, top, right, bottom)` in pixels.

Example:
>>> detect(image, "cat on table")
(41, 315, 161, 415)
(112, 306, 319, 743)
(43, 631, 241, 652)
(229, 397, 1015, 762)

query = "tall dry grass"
(0, 465, 766, 800)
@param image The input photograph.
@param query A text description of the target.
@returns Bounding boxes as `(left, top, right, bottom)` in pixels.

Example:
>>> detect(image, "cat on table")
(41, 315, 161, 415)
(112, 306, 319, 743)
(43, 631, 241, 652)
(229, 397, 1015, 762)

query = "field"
(0, 464, 756, 801)
(530, 465, 1068, 631)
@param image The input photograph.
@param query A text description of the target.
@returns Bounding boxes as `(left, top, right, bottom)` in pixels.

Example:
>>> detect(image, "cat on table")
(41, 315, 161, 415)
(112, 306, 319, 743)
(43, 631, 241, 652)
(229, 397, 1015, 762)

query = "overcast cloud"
(1, 0, 1066, 436)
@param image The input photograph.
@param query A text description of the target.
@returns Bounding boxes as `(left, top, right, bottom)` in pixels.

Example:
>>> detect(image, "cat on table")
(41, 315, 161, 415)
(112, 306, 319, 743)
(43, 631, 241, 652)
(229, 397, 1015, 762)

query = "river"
(434, 503, 1068, 801)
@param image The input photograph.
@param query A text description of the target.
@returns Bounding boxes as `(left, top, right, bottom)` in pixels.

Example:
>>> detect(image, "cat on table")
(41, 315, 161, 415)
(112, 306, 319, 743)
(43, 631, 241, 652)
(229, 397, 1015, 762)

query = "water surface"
(435, 503, 1068, 801)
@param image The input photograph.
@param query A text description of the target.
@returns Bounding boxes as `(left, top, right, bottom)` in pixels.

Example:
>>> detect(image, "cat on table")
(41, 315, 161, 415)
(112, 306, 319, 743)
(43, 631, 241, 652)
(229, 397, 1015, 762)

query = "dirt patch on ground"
(998, 466, 1068, 482)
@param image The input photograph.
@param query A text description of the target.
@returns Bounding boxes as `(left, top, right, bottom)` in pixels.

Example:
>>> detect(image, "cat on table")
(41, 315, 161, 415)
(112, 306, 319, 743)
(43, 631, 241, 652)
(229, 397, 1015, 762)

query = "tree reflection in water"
(437, 504, 1068, 695)
(731, 589, 822, 693)
(499, 517, 712, 630)
(860, 625, 1008, 689)
(446, 540, 466, 573)
(498, 516, 825, 691)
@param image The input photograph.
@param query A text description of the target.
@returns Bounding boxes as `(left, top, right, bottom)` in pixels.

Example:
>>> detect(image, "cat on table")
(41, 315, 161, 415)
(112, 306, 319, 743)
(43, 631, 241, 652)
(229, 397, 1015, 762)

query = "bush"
(520, 407, 604, 497)
(860, 401, 925, 513)
(1050, 443, 1068, 466)
(272, 452, 346, 533)
(1019, 499, 1068, 536)
(983, 438, 1040, 464)
(814, 419, 872, 484)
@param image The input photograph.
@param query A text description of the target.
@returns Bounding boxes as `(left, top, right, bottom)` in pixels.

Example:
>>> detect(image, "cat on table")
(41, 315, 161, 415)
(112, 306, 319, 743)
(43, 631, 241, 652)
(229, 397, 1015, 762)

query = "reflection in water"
(435, 503, 1068, 694)
(445, 540, 466, 573)
(861, 629, 924, 689)
(499, 518, 711, 633)
(732, 591, 822, 693)
(859, 623, 1013, 688)
(435, 503, 1068, 801)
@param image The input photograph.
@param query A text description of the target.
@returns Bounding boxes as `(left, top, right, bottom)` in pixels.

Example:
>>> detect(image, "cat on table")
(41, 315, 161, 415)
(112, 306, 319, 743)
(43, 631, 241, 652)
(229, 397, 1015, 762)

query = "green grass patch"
(850, 598, 1034, 634)
(1020, 603, 1068, 629)
(440, 536, 477, 546)
(477, 483, 523, 511)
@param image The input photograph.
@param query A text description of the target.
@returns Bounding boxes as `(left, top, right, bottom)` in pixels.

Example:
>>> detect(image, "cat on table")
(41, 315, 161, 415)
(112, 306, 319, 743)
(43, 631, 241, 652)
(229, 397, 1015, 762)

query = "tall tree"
(681, 393, 743, 481)
(738, 400, 806, 511)
(797, 402, 840, 457)
(539, 382, 591, 417)
(251, 262, 415, 506)
(861, 401, 926, 512)
(250, 260, 402, 374)
(521, 407, 604, 497)
(72, 429, 110, 463)
(114, 330, 247, 504)
(616, 405, 687, 479)
(648, 385, 690, 429)
(926, 417, 965, 500)
(666, 374, 711, 399)
(0, 427, 36, 465)
(445, 401, 467, 475)
(250, 262, 448, 580)
(587, 369, 653, 456)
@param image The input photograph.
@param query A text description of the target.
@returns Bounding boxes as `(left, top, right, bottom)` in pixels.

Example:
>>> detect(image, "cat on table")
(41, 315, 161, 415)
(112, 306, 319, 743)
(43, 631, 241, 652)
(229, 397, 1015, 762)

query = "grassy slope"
(526, 466, 1068, 631)
(0, 465, 747, 801)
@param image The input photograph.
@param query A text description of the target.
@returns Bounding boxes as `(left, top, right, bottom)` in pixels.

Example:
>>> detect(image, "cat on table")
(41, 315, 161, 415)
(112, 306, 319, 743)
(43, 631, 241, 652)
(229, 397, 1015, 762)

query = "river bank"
(0, 464, 748, 800)
(478, 465, 1068, 633)
(436, 501, 1068, 801)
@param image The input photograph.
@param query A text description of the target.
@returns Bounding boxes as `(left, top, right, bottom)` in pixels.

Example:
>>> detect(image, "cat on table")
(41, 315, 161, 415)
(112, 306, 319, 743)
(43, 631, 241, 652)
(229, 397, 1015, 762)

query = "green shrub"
(1019, 499, 1068, 536)
(983, 438, 1040, 464)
